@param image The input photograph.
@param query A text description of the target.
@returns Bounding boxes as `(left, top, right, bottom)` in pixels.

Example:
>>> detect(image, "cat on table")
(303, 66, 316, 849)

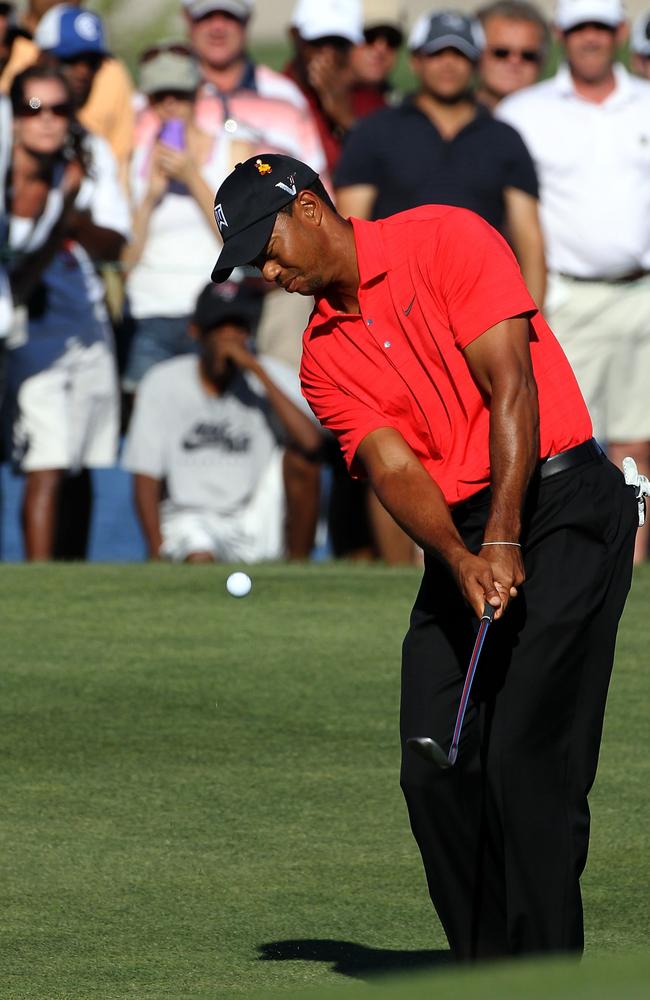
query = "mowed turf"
(1, 563, 649, 999)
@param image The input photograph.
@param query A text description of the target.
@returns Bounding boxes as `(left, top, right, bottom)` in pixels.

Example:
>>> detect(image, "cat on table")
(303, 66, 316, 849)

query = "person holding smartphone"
(122, 44, 253, 398)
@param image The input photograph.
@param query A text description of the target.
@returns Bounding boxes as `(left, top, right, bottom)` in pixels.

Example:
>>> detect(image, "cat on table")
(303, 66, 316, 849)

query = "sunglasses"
(140, 43, 194, 63)
(149, 88, 194, 103)
(17, 99, 73, 118)
(363, 26, 403, 49)
(488, 46, 542, 63)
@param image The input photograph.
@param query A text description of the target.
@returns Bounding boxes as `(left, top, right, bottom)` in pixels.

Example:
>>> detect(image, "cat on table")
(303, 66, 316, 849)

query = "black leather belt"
(557, 270, 649, 284)
(539, 438, 603, 480)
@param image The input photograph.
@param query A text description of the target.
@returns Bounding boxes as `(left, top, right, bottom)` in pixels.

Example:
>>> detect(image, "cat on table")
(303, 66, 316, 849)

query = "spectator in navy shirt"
(336, 9, 546, 306)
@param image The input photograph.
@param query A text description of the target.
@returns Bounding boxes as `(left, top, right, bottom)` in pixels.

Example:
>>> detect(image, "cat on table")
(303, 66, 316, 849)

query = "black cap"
(211, 154, 319, 283)
(192, 280, 263, 333)
(408, 11, 484, 62)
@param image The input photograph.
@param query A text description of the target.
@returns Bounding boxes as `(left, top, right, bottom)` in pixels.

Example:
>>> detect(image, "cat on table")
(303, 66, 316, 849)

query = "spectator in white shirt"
(122, 281, 323, 563)
(498, 0, 650, 563)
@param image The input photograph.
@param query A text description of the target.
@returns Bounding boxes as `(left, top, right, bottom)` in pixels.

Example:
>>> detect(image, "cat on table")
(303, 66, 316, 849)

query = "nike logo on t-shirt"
(403, 294, 416, 316)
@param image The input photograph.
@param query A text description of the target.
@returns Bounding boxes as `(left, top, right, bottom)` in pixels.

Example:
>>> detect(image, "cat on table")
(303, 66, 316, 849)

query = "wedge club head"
(407, 736, 452, 769)
(407, 602, 495, 769)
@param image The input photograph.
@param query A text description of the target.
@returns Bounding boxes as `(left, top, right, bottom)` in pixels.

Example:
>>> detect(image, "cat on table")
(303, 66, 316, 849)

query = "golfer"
(211, 154, 638, 959)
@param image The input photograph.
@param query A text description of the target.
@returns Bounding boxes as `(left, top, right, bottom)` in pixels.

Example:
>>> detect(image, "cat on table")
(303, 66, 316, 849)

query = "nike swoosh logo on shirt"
(403, 294, 416, 316)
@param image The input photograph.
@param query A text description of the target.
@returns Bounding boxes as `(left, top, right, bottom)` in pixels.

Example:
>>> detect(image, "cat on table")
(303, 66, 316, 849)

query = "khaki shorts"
(546, 272, 650, 442)
(13, 339, 119, 472)
(159, 448, 285, 563)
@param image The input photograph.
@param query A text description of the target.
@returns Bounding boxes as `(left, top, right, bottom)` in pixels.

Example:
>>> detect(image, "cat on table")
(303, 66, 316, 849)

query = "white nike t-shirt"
(122, 353, 309, 516)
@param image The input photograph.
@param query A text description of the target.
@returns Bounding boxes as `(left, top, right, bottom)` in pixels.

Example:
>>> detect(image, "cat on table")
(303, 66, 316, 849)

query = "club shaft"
(448, 606, 494, 765)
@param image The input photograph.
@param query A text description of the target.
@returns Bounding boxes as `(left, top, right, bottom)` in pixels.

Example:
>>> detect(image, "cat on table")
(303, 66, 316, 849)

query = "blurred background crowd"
(1, 0, 649, 565)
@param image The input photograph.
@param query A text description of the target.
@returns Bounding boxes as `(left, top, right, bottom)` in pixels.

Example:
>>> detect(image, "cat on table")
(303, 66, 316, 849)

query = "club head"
(407, 736, 452, 769)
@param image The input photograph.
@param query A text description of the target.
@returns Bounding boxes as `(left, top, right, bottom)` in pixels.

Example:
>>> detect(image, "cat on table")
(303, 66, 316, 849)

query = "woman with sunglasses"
(4, 64, 129, 559)
(121, 44, 252, 399)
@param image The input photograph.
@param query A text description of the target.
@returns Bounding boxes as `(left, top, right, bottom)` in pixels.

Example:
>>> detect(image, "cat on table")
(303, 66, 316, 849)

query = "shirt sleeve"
(334, 113, 385, 189)
(300, 348, 390, 478)
(434, 208, 537, 349)
(498, 121, 538, 198)
(121, 370, 167, 478)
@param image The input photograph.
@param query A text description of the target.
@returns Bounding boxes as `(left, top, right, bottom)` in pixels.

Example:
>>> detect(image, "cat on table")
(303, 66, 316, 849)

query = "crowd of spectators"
(1, 0, 649, 564)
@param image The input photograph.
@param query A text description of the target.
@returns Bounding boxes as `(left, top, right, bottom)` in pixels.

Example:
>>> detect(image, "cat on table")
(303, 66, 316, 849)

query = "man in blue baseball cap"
(35, 3, 108, 108)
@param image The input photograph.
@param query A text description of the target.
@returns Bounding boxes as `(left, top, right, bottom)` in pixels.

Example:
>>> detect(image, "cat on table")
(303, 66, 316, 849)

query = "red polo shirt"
(300, 206, 592, 506)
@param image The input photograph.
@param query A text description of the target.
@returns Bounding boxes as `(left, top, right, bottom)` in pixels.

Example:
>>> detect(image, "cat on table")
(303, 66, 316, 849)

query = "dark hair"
(9, 65, 91, 172)
(278, 177, 336, 216)
(476, 0, 550, 54)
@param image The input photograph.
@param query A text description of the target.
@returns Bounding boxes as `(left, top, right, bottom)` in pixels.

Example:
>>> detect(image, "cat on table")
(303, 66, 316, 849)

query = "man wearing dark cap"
(123, 279, 322, 563)
(335, 9, 546, 308)
(211, 153, 639, 957)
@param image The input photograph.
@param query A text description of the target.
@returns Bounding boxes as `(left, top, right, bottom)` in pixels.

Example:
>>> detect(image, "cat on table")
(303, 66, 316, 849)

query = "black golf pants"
(400, 454, 637, 960)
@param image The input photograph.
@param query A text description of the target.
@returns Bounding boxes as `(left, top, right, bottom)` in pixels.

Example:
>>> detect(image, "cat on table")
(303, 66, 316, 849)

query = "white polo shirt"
(497, 64, 650, 279)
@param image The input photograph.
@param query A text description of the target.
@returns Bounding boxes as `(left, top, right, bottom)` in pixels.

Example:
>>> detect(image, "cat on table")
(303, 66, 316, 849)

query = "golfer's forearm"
(133, 475, 163, 558)
(485, 383, 539, 543)
(358, 430, 467, 564)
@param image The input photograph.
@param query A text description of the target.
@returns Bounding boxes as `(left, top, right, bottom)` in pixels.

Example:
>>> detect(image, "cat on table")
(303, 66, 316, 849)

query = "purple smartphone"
(158, 119, 185, 150)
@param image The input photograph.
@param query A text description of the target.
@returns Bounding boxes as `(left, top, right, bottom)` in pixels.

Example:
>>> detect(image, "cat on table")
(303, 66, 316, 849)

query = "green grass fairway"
(1, 563, 649, 999)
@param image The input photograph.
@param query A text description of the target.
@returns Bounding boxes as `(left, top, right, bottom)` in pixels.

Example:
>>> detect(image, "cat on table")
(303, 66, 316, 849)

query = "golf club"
(407, 602, 496, 769)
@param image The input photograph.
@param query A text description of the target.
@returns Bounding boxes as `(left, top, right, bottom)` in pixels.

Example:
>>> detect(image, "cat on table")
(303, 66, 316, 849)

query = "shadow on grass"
(258, 939, 451, 981)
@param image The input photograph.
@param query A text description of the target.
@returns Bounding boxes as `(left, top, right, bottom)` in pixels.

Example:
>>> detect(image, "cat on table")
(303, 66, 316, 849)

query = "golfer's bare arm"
(133, 474, 163, 560)
(463, 315, 539, 546)
(356, 316, 539, 618)
(357, 430, 502, 618)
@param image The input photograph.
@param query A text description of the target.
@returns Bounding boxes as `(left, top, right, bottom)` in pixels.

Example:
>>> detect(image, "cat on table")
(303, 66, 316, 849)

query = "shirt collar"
(554, 61, 634, 106)
(201, 58, 257, 97)
(351, 217, 389, 287)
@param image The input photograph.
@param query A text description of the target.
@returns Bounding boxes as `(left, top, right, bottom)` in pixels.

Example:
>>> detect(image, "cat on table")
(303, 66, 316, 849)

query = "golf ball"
(226, 572, 252, 598)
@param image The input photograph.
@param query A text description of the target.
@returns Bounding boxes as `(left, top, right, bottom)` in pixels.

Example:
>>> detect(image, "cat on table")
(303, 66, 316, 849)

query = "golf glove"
(622, 457, 650, 527)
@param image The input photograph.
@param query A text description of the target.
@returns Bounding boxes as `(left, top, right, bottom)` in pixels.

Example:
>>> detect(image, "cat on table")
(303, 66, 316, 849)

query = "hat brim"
(556, 14, 621, 30)
(211, 213, 277, 283)
(415, 36, 480, 60)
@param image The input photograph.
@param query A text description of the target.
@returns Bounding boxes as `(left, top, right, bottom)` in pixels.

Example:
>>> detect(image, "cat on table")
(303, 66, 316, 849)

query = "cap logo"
(255, 159, 272, 175)
(214, 203, 228, 231)
(275, 173, 297, 197)
(74, 12, 100, 41)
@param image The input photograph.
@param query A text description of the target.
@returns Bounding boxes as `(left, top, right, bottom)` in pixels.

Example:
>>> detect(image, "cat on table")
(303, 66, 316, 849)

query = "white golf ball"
(226, 571, 252, 598)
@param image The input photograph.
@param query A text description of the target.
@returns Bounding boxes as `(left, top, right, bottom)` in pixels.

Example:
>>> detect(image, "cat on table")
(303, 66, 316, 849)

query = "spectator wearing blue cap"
(1, 3, 135, 183)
